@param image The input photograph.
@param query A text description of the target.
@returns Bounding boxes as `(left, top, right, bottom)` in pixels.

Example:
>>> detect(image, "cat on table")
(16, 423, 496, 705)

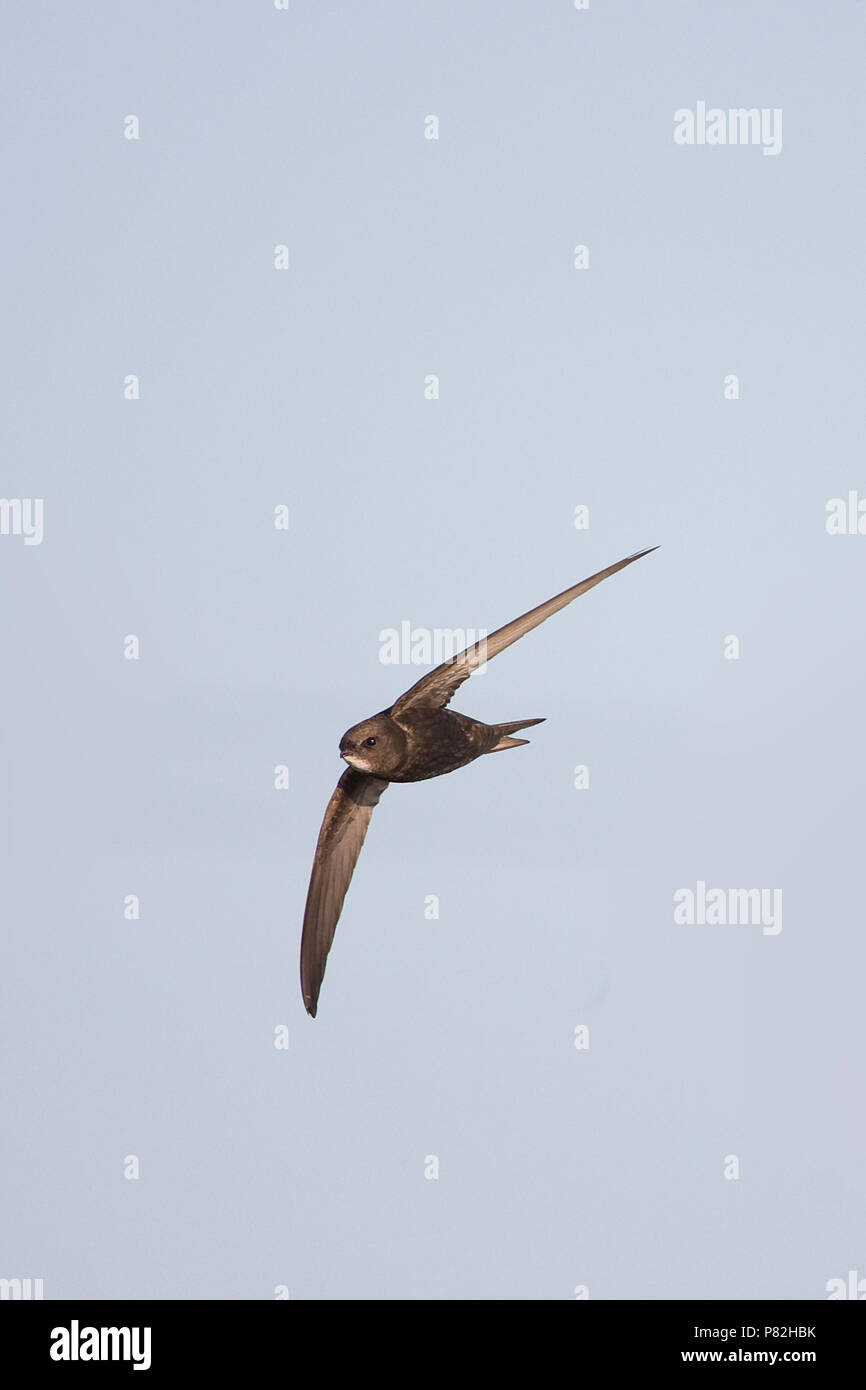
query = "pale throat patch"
(342, 752, 374, 772)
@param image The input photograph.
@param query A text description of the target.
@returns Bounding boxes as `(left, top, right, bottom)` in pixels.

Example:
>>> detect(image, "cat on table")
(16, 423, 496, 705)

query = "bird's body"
(339, 705, 542, 782)
(300, 547, 657, 1016)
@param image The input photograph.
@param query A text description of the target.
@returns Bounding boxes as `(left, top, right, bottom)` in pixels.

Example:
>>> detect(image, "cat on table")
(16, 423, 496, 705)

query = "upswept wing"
(391, 548, 657, 715)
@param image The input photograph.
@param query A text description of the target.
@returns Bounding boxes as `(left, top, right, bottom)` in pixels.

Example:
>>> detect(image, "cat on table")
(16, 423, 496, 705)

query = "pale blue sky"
(1, 1, 864, 1299)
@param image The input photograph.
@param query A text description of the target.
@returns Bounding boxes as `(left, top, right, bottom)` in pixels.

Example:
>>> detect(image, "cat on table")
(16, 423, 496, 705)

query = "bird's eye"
(363, 736, 377, 747)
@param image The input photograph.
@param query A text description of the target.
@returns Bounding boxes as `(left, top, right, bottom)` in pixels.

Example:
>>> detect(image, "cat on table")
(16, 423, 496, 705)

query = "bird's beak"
(340, 751, 350, 761)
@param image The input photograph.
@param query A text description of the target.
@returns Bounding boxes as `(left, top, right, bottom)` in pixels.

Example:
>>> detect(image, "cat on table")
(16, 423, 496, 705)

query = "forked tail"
(488, 717, 545, 752)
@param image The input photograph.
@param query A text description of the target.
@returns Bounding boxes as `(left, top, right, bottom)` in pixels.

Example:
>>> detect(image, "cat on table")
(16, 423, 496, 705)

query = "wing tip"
(301, 976, 319, 1017)
(628, 544, 659, 560)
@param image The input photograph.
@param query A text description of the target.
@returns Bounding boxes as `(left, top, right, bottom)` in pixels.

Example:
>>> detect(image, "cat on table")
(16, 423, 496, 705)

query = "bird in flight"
(300, 547, 656, 1016)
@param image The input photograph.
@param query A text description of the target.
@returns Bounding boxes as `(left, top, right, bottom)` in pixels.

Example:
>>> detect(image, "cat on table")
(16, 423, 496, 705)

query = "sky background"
(1, 1, 864, 1300)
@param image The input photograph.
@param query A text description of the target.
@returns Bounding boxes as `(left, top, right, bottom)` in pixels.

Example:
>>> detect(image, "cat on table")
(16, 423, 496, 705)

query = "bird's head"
(339, 712, 406, 776)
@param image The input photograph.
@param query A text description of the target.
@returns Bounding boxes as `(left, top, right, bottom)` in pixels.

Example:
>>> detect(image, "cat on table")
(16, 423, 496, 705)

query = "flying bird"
(300, 547, 656, 1016)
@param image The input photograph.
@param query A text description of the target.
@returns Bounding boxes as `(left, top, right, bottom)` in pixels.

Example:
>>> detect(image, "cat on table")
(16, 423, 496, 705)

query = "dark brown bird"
(300, 547, 656, 1015)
